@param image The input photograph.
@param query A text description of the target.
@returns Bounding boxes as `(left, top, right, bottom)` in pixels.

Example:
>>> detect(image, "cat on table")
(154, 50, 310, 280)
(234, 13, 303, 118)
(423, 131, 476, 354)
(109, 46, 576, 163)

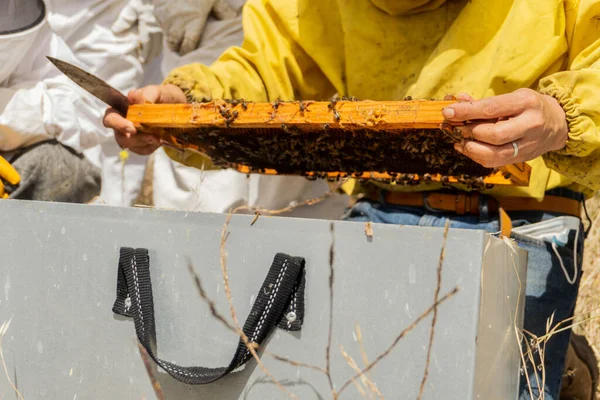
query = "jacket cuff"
(538, 81, 588, 157)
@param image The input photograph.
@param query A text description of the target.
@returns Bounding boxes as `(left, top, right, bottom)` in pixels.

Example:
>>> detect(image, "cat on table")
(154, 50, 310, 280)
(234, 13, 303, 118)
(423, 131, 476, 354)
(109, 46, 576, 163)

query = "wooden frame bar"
(127, 101, 532, 186)
(127, 100, 460, 130)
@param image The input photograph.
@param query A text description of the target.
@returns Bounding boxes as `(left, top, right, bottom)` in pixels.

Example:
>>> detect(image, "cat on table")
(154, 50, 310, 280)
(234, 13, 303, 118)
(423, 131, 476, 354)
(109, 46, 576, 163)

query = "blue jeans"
(343, 192, 584, 399)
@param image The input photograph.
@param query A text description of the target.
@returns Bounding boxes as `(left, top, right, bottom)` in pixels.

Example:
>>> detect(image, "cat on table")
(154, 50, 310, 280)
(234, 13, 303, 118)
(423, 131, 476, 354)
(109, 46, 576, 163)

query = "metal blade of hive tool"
(46, 56, 129, 115)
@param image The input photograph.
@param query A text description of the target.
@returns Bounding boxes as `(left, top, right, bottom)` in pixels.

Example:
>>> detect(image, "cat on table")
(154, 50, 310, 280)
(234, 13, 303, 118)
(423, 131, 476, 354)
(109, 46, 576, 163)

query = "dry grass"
(576, 196, 600, 398)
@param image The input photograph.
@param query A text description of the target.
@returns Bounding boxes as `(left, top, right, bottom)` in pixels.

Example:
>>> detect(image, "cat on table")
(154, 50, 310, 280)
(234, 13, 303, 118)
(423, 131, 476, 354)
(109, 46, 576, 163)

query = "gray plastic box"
(0, 200, 526, 399)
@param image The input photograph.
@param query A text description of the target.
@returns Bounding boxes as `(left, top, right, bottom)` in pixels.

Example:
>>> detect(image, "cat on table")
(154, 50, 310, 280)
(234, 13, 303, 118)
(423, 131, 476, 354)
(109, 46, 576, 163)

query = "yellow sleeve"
(162, 0, 336, 169)
(538, 0, 600, 190)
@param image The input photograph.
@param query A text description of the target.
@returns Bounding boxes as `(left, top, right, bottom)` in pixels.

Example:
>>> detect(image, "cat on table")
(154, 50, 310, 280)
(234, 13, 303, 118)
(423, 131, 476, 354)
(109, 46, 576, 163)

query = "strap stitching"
(239, 259, 289, 366)
(251, 259, 289, 343)
(162, 363, 207, 378)
(132, 256, 144, 334)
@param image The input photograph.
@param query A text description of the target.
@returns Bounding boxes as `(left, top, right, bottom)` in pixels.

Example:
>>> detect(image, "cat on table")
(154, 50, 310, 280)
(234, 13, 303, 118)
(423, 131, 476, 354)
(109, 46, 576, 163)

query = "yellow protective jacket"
(163, 0, 600, 200)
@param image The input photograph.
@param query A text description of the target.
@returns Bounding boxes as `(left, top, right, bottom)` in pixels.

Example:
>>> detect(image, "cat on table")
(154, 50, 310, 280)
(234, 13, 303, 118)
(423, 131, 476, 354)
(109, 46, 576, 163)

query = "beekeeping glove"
(111, 0, 163, 64)
(152, 0, 240, 56)
(0, 156, 20, 199)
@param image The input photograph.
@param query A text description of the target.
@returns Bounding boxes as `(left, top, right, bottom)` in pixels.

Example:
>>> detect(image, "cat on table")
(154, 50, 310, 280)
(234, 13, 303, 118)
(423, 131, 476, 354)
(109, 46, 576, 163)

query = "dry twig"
(355, 323, 383, 399)
(516, 327, 536, 400)
(536, 311, 600, 342)
(187, 259, 236, 332)
(340, 345, 383, 399)
(136, 341, 165, 400)
(356, 324, 369, 370)
(521, 331, 543, 399)
(237, 180, 346, 220)
(0, 318, 24, 400)
(418, 220, 450, 399)
(326, 223, 336, 395)
(339, 346, 369, 398)
(266, 352, 327, 374)
(364, 222, 373, 240)
(336, 287, 460, 397)
(250, 211, 261, 226)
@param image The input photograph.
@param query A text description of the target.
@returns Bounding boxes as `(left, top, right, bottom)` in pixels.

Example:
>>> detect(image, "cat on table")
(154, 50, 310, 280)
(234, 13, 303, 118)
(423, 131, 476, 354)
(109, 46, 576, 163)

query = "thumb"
(127, 86, 162, 105)
(111, 3, 139, 33)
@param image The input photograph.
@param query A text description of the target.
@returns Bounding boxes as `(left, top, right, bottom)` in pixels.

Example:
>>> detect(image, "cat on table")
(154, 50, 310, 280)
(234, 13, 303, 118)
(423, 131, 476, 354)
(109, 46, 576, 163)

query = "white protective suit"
(45, 0, 162, 206)
(148, 0, 350, 218)
(0, 0, 109, 160)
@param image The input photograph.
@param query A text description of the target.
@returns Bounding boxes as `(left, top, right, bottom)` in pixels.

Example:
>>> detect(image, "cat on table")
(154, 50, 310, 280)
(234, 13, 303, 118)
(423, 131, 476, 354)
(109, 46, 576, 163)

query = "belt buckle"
(423, 192, 445, 214)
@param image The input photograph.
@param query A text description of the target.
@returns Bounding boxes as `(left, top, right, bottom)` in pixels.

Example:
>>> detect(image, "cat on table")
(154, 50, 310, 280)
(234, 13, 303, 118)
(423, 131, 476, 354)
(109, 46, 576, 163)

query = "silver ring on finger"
(511, 141, 519, 158)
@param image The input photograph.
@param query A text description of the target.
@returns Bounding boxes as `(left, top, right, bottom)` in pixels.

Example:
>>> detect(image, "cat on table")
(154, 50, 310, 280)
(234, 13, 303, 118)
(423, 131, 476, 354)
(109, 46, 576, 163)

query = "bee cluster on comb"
(126, 98, 531, 188)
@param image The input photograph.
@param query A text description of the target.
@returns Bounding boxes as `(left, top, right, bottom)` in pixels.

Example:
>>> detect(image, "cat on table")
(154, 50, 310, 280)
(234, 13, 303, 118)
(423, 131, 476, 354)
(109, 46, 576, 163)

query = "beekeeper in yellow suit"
(103, 1, 600, 398)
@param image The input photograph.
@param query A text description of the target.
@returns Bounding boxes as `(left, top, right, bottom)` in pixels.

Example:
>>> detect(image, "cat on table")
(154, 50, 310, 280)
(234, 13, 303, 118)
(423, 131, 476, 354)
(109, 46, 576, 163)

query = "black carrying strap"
(112, 247, 306, 384)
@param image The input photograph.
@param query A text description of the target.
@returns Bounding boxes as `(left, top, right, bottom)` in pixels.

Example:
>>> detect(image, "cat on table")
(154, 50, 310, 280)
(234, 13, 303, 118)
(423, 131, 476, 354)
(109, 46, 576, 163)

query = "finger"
(454, 140, 512, 168)
(454, 139, 532, 168)
(115, 130, 159, 150)
(129, 143, 160, 156)
(103, 108, 136, 135)
(455, 92, 474, 102)
(455, 117, 528, 146)
(442, 91, 535, 121)
(128, 84, 187, 105)
(127, 86, 162, 105)
(160, 84, 188, 103)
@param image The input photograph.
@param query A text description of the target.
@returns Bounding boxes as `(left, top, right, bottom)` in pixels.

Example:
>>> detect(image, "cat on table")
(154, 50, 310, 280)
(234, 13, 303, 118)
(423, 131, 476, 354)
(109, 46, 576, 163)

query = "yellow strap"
(499, 207, 513, 239)
(0, 155, 20, 185)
